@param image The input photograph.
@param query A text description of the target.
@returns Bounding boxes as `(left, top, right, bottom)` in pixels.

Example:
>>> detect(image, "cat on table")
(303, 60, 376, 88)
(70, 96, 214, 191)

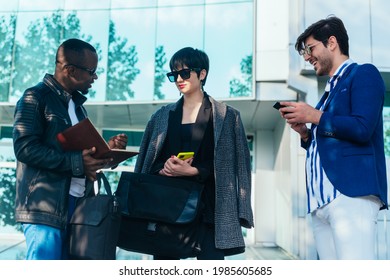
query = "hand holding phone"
(273, 102, 286, 110)
(177, 152, 194, 160)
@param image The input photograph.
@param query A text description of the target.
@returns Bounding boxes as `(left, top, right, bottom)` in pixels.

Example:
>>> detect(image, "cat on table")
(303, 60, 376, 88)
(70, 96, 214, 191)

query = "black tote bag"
(69, 172, 121, 260)
(115, 172, 205, 258)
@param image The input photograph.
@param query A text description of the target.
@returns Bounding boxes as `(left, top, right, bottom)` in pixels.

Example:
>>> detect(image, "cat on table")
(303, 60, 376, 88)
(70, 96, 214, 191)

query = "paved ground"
(0, 234, 297, 260)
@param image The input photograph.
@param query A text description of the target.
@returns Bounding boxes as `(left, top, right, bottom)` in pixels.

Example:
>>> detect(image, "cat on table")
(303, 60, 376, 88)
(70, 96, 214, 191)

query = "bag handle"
(85, 172, 112, 197)
(96, 171, 113, 196)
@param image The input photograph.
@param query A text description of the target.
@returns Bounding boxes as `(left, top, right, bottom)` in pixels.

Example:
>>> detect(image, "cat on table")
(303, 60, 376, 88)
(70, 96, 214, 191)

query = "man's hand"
(108, 133, 128, 149)
(279, 101, 323, 125)
(82, 147, 112, 181)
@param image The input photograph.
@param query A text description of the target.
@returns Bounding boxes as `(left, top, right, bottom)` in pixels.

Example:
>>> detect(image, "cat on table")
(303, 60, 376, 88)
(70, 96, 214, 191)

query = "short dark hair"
(295, 15, 349, 56)
(56, 38, 96, 64)
(169, 47, 209, 86)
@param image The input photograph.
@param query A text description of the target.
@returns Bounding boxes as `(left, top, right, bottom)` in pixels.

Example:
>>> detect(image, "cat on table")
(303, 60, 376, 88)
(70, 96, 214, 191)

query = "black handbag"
(115, 172, 205, 258)
(69, 172, 121, 260)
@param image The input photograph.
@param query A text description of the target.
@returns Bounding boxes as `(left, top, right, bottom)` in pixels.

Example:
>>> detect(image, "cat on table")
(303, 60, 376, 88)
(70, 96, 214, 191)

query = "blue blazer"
(303, 63, 388, 208)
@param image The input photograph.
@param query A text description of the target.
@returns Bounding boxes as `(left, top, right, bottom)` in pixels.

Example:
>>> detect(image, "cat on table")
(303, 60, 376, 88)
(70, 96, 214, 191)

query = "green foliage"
(0, 15, 16, 102)
(105, 20, 140, 101)
(0, 167, 18, 230)
(154, 45, 167, 100)
(229, 54, 252, 97)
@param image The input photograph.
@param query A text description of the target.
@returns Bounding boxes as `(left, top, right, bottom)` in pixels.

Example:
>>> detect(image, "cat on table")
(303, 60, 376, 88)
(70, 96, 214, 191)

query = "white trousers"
(311, 194, 381, 260)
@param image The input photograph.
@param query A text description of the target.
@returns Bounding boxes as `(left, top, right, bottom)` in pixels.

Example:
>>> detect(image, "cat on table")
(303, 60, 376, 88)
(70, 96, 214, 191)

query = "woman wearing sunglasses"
(134, 47, 254, 260)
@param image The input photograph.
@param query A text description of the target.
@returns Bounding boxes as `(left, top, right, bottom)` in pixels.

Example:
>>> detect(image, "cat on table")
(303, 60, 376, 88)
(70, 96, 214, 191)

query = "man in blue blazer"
(278, 16, 387, 259)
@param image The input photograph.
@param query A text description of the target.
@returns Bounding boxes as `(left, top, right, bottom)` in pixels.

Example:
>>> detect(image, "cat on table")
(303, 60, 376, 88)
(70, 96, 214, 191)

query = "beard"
(315, 56, 332, 76)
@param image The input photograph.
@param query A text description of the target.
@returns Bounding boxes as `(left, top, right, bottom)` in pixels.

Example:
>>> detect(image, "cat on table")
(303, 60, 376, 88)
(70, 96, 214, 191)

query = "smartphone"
(273, 101, 286, 110)
(177, 152, 194, 160)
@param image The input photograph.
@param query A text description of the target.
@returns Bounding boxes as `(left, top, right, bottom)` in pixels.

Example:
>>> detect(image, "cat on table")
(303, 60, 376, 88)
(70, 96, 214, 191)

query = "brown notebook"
(56, 118, 138, 167)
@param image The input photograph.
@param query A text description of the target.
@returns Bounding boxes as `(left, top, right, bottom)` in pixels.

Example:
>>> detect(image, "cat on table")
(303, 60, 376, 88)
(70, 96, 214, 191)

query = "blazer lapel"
(166, 98, 183, 156)
(321, 63, 357, 111)
(209, 94, 227, 147)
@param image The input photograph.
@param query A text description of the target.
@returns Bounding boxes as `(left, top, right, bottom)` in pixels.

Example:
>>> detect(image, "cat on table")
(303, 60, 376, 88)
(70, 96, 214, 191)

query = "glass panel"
(62, 9, 110, 101)
(11, 10, 61, 101)
(158, 0, 205, 5)
(112, 0, 157, 9)
(206, 0, 250, 2)
(10, 9, 107, 101)
(371, 0, 390, 67)
(0, 12, 16, 102)
(64, 0, 110, 10)
(0, 143, 15, 161)
(17, 0, 63, 11)
(0, 167, 18, 232)
(7, 1, 254, 102)
(0, 126, 12, 139)
(156, 5, 205, 100)
(108, 8, 156, 101)
(204, 2, 253, 98)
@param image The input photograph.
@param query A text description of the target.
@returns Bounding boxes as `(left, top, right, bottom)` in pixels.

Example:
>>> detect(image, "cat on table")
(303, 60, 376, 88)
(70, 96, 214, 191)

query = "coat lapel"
(321, 63, 357, 111)
(165, 98, 183, 156)
(209, 95, 227, 147)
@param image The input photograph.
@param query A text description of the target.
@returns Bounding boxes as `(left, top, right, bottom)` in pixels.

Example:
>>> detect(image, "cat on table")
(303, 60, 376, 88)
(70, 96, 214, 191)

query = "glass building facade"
(0, 0, 254, 104)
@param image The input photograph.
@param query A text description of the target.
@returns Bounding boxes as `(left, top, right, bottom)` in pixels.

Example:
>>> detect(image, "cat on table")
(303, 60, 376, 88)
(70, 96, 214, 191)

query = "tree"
(106, 20, 140, 101)
(12, 10, 99, 99)
(0, 15, 16, 101)
(154, 45, 167, 100)
(229, 54, 252, 97)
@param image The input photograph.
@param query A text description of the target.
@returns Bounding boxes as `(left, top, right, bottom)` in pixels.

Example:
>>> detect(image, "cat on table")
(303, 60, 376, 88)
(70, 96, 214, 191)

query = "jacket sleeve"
(134, 112, 156, 173)
(234, 111, 254, 228)
(13, 88, 84, 176)
(301, 129, 312, 149)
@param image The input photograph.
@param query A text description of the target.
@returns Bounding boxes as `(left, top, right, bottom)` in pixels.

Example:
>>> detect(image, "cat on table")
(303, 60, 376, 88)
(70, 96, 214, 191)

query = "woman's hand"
(159, 156, 198, 177)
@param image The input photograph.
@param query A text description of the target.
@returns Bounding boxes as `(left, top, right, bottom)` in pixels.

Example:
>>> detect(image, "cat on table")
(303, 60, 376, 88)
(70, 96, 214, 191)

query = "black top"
(151, 94, 216, 225)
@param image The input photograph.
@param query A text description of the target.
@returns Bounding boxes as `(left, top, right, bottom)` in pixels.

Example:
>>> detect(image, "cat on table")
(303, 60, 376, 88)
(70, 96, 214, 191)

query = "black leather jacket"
(13, 74, 88, 230)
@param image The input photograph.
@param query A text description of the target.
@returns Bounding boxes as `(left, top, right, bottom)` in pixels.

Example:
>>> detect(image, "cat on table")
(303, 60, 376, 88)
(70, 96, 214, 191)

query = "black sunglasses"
(65, 63, 97, 76)
(166, 68, 200, 83)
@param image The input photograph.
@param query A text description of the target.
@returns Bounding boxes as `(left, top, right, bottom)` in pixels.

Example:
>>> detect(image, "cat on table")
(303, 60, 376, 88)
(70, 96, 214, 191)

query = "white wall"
(256, 0, 290, 81)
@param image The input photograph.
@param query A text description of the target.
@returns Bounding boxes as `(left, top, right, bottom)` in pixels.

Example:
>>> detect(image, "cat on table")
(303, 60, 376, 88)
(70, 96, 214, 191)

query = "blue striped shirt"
(306, 59, 353, 213)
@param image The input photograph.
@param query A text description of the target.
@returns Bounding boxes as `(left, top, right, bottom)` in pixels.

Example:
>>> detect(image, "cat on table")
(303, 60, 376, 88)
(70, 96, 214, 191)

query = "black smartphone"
(273, 102, 286, 110)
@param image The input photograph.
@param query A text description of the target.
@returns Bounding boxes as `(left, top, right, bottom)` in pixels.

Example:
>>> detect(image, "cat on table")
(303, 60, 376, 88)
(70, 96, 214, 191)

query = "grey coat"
(135, 95, 254, 250)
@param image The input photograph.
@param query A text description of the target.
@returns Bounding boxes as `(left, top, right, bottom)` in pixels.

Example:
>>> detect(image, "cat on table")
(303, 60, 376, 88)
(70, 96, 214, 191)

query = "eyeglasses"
(65, 63, 97, 76)
(299, 41, 323, 56)
(166, 68, 200, 83)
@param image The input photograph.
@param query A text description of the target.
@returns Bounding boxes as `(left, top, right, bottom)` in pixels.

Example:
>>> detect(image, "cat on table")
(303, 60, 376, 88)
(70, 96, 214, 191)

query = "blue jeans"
(22, 195, 78, 260)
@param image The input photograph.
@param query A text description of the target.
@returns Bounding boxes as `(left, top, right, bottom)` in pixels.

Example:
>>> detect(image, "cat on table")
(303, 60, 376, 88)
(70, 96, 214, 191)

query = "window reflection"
(0, 13, 16, 102)
(1, 0, 254, 102)
(110, 7, 156, 101)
